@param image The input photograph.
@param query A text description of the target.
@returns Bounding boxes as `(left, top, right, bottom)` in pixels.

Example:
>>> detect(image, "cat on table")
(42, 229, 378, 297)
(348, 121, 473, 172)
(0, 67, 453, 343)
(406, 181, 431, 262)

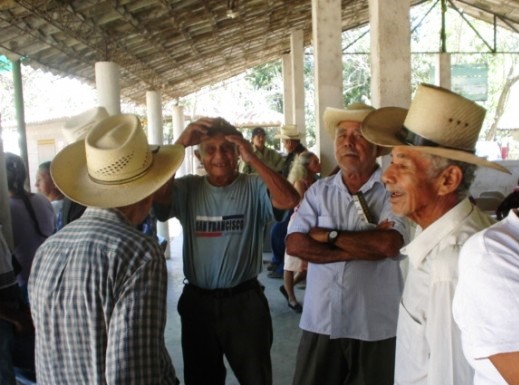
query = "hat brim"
(362, 107, 510, 174)
(51, 141, 185, 208)
(274, 134, 301, 140)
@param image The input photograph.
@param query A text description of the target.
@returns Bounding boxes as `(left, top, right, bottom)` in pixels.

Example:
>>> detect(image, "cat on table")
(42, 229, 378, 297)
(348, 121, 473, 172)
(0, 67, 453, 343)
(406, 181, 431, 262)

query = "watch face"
(329, 230, 338, 239)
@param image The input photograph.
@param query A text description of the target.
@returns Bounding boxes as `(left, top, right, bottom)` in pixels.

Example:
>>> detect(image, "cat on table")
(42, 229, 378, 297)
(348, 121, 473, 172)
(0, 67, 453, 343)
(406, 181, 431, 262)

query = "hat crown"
(404, 84, 486, 152)
(85, 115, 152, 183)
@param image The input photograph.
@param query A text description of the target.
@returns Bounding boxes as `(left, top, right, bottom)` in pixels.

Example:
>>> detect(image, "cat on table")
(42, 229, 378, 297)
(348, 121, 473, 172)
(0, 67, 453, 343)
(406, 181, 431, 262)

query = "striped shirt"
(28, 208, 178, 385)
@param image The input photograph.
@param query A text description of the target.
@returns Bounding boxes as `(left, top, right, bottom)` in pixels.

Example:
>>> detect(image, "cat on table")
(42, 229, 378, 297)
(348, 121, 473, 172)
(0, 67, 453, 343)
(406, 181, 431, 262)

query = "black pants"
(292, 331, 396, 385)
(178, 280, 273, 385)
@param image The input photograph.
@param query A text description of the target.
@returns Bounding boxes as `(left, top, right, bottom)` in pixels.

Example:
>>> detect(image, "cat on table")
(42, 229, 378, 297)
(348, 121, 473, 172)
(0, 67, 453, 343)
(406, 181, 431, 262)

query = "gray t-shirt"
(155, 174, 275, 289)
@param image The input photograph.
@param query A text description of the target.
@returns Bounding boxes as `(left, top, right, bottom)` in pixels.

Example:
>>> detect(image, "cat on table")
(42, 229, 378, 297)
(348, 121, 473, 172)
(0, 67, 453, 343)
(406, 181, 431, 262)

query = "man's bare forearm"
(287, 228, 403, 264)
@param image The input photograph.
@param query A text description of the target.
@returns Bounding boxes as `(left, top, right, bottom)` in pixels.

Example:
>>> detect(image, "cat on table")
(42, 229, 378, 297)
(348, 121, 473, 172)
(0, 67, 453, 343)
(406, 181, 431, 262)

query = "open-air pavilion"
(1, 1, 519, 382)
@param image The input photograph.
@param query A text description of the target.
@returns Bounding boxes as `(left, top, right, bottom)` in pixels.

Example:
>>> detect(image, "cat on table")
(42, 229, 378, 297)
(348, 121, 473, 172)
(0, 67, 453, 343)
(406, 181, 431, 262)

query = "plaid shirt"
(29, 208, 178, 385)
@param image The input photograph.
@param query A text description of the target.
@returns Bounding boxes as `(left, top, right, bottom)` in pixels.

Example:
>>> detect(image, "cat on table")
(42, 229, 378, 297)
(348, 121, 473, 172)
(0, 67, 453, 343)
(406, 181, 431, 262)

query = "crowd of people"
(1, 82, 518, 385)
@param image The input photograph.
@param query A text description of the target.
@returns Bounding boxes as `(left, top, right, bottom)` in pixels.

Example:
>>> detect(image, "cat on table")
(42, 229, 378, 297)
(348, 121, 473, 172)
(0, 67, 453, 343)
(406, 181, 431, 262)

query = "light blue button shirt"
(288, 168, 410, 340)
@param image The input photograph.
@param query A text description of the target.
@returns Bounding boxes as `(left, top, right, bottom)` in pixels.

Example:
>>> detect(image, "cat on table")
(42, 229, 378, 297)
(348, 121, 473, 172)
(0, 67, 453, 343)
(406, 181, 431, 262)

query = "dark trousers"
(178, 280, 273, 385)
(270, 211, 291, 273)
(0, 320, 35, 385)
(292, 331, 396, 385)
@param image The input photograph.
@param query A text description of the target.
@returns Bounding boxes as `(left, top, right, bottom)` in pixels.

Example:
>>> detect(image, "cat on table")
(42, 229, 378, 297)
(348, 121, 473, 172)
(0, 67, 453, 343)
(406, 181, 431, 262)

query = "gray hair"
(424, 153, 477, 199)
(287, 151, 317, 184)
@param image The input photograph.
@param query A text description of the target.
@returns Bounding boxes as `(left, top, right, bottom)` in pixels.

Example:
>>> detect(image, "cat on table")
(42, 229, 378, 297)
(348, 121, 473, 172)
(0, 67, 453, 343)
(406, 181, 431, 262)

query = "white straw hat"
(361, 84, 509, 173)
(323, 103, 390, 156)
(62, 107, 109, 144)
(51, 114, 185, 208)
(274, 124, 301, 140)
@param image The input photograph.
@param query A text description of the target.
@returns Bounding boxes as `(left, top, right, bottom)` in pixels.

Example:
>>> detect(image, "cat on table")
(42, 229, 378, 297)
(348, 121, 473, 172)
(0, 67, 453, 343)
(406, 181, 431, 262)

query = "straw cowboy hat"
(51, 114, 185, 208)
(323, 103, 391, 156)
(361, 83, 509, 173)
(274, 124, 301, 140)
(62, 107, 109, 144)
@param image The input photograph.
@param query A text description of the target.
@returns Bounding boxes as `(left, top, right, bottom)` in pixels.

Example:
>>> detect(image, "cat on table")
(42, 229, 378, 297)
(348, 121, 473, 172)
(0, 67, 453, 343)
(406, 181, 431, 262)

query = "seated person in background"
(35, 161, 64, 231)
(239, 126, 284, 174)
(29, 114, 184, 385)
(0, 228, 35, 385)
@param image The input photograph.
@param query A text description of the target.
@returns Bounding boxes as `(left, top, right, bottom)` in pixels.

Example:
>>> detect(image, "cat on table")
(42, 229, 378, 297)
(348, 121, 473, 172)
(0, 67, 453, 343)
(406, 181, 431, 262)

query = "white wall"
(471, 160, 519, 197)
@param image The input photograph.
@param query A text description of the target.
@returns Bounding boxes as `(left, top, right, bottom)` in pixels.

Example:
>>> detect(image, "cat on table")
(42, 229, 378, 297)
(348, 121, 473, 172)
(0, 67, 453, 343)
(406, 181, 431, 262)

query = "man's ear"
(194, 149, 201, 161)
(436, 165, 463, 196)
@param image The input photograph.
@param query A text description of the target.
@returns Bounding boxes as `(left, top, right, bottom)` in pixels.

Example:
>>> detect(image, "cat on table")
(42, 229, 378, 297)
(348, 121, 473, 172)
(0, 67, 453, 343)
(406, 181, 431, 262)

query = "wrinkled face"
(334, 121, 378, 173)
(252, 134, 266, 150)
(283, 139, 299, 153)
(198, 134, 239, 180)
(382, 147, 441, 222)
(307, 154, 321, 174)
(35, 169, 55, 198)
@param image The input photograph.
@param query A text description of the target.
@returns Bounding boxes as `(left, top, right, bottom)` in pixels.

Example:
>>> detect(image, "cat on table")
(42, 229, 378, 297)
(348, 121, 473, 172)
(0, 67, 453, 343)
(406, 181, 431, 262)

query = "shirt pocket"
(398, 302, 429, 365)
(317, 216, 337, 229)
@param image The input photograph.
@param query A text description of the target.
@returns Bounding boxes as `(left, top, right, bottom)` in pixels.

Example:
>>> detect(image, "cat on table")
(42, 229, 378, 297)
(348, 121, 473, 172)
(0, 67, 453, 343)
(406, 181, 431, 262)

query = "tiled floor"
(164, 230, 303, 385)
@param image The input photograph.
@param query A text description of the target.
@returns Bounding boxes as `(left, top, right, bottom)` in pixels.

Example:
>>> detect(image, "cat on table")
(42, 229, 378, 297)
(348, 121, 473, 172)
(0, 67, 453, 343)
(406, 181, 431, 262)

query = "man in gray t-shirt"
(154, 117, 299, 385)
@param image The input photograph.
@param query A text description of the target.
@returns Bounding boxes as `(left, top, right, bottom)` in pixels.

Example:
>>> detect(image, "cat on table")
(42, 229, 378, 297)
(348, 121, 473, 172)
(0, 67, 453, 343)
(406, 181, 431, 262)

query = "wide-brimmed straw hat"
(62, 107, 109, 144)
(51, 114, 185, 208)
(274, 124, 301, 140)
(361, 84, 509, 173)
(323, 103, 391, 156)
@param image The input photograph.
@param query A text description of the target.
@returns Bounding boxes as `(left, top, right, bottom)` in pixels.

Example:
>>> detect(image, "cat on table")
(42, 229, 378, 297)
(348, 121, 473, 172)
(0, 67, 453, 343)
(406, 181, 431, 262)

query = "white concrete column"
(312, 0, 343, 175)
(436, 53, 452, 89)
(146, 90, 170, 257)
(369, 0, 411, 109)
(172, 105, 190, 177)
(282, 54, 294, 125)
(95, 61, 121, 115)
(146, 90, 163, 144)
(291, 30, 306, 143)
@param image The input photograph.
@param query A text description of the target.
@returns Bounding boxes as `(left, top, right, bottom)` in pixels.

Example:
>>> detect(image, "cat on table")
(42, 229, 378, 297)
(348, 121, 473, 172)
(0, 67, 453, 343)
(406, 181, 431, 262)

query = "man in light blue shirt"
(286, 104, 408, 385)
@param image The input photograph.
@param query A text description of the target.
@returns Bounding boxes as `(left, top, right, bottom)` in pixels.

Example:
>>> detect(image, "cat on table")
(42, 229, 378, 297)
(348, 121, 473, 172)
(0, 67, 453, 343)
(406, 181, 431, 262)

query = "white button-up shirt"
(395, 198, 493, 385)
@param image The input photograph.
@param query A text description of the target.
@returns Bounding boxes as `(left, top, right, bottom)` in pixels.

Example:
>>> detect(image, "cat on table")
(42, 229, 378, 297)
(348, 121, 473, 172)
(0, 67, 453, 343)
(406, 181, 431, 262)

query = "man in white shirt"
(453, 209, 519, 385)
(286, 103, 409, 385)
(362, 83, 510, 385)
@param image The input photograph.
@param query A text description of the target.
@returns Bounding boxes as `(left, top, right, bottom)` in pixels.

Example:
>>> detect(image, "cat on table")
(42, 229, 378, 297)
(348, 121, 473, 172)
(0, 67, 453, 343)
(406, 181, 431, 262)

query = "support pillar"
(172, 105, 190, 177)
(95, 62, 121, 116)
(369, 0, 411, 109)
(146, 90, 170, 257)
(436, 53, 452, 89)
(12, 59, 29, 180)
(312, 0, 343, 175)
(291, 30, 306, 143)
(282, 54, 294, 125)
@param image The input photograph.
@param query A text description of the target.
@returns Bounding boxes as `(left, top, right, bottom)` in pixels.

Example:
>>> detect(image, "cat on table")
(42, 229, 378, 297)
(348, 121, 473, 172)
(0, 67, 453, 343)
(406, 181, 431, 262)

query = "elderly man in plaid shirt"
(28, 114, 185, 384)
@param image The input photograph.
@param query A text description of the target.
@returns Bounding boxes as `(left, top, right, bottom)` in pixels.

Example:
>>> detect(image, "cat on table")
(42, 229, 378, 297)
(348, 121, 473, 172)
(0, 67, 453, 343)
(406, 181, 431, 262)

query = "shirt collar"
(402, 197, 474, 267)
(332, 165, 383, 196)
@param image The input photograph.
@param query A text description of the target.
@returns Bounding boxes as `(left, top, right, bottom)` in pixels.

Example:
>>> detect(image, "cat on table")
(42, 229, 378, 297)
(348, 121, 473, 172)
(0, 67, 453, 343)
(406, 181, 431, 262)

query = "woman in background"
(280, 151, 321, 312)
(5, 153, 54, 303)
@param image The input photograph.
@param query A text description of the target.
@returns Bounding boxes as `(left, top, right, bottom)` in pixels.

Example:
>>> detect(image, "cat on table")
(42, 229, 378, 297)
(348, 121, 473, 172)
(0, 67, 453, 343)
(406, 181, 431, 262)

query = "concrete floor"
(164, 231, 303, 385)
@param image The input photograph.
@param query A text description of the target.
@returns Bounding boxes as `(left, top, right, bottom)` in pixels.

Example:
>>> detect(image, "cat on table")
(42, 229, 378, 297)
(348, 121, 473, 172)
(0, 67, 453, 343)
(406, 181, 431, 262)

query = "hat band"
(88, 153, 155, 186)
(397, 126, 475, 154)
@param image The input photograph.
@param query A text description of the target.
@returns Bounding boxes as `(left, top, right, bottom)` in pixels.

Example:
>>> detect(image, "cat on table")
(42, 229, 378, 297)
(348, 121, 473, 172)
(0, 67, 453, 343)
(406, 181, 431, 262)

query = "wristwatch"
(327, 230, 339, 245)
